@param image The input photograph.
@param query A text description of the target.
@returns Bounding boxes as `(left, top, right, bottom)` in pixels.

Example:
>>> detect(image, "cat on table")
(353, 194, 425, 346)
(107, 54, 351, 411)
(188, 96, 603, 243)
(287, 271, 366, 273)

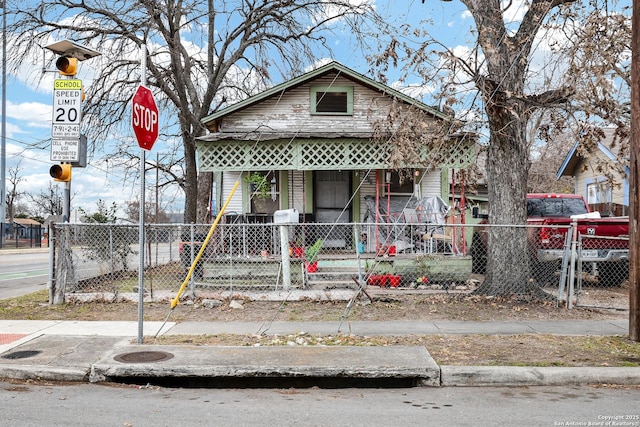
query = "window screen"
(315, 91, 348, 113)
(310, 86, 353, 115)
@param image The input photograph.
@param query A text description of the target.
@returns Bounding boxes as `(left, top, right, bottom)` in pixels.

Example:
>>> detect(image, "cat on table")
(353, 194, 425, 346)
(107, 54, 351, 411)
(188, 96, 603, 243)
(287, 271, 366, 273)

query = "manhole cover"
(114, 351, 174, 363)
(1, 350, 42, 360)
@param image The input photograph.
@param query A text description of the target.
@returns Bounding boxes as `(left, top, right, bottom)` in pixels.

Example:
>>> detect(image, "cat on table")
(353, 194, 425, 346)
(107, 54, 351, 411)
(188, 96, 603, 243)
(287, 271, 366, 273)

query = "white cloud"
(6, 100, 51, 124)
(391, 81, 435, 100)
(311, 0, 373, 26)
(502, 0, 528, 25)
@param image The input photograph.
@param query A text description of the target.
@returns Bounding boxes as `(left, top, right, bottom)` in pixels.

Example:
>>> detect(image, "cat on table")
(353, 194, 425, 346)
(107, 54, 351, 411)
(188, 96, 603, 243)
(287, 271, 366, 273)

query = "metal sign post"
(134, 44, 159, 344)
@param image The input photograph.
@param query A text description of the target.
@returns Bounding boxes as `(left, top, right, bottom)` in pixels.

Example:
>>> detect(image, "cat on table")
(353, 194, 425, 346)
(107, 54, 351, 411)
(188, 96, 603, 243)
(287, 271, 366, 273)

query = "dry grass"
(1, 289, 638, 367)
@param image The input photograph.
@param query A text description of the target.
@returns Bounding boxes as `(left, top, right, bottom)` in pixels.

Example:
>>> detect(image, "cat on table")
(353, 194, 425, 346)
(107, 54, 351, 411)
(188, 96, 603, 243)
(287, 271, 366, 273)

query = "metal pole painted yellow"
(170, 180, 240, 309)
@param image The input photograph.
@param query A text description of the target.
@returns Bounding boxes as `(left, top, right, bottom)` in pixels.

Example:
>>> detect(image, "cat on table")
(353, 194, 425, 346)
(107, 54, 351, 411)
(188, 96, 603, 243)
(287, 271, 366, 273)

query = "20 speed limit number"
(52, 79, 82, 139)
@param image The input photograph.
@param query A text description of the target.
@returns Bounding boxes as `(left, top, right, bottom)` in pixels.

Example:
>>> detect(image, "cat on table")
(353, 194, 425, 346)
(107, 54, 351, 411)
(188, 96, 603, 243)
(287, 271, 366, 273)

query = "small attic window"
(311, 86, 353, 115)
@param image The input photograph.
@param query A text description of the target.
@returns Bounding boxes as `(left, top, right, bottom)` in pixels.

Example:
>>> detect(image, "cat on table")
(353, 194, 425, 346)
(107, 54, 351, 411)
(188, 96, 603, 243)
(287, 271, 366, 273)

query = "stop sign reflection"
(132, 85, 159, 150)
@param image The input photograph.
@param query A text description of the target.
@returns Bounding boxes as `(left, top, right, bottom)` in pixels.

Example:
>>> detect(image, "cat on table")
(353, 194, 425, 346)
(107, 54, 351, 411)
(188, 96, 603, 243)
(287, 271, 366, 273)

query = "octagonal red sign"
(132, 85, 159, 150)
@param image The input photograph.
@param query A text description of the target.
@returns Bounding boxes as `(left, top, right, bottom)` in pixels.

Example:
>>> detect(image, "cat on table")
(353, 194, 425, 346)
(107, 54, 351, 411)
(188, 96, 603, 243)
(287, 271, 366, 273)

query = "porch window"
(385, 170, 414, 195)
(246, 171, 279, 214)
(310, 86, 353, 115)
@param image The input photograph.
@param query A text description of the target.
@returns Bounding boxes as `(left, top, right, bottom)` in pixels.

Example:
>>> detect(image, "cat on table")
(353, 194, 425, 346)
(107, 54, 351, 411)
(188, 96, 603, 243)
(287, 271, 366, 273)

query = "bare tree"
(528, 112, 575, 194)
(28, 182, 64, 218)
(125, 199, 170, 223)
(370, 1, 626, 296)
(549, 3, 631, 183)
(7, 0, 376, 223)
(6, 161, 25, 239)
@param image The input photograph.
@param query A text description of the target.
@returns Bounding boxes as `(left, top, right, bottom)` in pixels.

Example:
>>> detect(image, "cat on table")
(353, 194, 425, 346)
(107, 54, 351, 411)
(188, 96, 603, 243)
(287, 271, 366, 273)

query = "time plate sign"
(52, 79, 82, 139)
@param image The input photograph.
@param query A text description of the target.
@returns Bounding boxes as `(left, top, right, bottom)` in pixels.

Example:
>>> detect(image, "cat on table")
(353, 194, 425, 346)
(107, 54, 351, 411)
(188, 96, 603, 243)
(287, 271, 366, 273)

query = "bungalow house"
(556, 128, 629, 217)
(2, 217, 44, 246)
(197, 61, 476, 252)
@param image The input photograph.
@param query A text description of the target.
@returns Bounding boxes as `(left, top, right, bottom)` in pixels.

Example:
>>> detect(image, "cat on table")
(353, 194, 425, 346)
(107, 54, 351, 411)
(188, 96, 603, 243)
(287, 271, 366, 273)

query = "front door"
(314, 170, 351, 248)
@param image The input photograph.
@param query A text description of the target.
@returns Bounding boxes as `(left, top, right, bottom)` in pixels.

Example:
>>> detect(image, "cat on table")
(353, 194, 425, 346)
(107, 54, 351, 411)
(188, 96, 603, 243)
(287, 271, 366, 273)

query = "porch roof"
(198, 131, 373, 143)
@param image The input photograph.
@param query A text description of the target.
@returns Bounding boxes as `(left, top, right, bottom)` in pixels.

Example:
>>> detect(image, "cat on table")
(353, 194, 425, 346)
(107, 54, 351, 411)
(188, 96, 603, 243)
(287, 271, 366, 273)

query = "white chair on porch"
(422, 226, 454, 254)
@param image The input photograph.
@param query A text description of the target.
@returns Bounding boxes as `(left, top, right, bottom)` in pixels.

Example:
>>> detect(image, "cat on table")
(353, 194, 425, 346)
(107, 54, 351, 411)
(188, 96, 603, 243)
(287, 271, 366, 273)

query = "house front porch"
(182, 220, 473, 291)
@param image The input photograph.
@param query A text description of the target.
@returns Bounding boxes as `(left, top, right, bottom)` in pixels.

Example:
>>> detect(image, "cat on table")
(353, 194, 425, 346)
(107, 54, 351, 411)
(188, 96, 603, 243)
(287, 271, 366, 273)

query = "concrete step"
(306, 269, 361, 288)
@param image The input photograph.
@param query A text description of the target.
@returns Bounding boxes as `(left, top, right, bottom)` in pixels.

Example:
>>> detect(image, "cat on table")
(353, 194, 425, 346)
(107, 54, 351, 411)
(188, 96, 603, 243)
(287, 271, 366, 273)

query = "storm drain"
(114, 351, 174, 363)
(1, 350, 42, 360)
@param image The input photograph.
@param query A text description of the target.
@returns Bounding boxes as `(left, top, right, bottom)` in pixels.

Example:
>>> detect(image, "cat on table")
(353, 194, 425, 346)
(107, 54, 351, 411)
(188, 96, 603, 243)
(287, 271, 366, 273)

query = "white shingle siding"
(220, 74, 395, 134)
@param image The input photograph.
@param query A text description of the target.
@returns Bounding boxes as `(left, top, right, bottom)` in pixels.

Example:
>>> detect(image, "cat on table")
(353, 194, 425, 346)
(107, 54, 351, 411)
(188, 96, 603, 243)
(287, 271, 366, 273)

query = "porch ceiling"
(196, 137, 476, 172)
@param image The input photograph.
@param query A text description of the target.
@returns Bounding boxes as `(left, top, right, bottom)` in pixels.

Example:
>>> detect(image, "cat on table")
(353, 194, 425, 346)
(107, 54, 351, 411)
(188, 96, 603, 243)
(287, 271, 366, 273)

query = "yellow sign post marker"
(155, 180, 240, 337)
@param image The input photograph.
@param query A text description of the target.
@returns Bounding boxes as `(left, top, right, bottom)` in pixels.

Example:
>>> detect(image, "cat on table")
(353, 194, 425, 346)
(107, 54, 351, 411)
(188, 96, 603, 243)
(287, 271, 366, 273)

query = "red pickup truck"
(471, 193, 629, 286)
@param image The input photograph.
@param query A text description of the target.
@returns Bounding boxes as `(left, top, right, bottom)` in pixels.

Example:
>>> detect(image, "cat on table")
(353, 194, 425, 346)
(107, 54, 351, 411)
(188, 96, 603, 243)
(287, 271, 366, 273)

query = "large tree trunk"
(461, 0, 576, 297)
(197, 172, 214, 222)
(475, 108, 536, 295)
(183, 138, 199, 224)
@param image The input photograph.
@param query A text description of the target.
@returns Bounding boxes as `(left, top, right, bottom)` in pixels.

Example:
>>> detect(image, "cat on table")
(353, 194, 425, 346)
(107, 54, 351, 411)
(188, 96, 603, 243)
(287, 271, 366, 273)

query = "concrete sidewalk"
(0, 319, 638, 387)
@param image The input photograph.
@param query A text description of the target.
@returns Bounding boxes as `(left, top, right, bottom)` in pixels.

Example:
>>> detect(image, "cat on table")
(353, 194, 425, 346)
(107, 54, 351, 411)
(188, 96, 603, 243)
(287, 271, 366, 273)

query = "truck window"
(526, 197, 588, 217)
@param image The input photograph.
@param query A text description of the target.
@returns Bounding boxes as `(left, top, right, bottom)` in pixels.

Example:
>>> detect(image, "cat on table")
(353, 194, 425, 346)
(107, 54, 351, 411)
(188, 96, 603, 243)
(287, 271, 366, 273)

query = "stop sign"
(132, 85, 159, 150)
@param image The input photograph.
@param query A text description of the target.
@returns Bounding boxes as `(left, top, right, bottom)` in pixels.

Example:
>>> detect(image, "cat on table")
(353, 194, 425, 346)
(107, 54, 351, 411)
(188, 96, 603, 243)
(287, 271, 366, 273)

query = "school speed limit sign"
(52, 79, 82, 139)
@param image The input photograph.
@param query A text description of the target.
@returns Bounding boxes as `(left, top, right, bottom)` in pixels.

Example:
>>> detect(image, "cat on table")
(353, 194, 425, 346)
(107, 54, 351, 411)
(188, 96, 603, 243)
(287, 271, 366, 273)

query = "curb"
(4, 363, 640, 387)
(0, 364, 89, 382)
(440, 366, 640, 387)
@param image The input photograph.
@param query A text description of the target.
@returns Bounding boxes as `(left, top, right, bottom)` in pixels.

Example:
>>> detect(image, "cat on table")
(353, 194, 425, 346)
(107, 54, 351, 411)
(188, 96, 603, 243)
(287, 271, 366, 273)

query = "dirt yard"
(1, 287, 629, 323)
(1, 288, 637, 367)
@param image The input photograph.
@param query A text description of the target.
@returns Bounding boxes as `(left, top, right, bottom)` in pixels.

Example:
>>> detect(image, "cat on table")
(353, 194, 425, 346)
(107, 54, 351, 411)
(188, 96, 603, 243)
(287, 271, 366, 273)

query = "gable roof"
(11, 218, 43, 227)
(200, 61, 449, 128)
(556, 128, 630, 179)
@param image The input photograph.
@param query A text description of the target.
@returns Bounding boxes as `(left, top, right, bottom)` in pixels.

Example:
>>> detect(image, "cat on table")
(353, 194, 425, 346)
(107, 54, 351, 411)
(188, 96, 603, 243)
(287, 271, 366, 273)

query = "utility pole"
(630, 0, 639, 341)
(1, 1, 7, 248)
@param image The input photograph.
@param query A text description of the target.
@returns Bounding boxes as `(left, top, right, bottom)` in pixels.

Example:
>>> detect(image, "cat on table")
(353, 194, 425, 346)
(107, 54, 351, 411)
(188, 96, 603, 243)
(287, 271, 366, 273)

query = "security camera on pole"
(133, 44, 159, 344)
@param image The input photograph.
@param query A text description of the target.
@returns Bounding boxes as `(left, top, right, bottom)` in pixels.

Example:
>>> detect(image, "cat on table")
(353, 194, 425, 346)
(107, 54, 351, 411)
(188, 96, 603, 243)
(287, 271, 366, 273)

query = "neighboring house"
(556, 128, 629, 217)
(3, 217, 45, 241)
(197, 61, 476, 248)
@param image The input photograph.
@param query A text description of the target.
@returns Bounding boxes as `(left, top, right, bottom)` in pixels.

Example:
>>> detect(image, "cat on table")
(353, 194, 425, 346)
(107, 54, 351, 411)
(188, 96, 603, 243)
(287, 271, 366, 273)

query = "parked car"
(471, 193, 629, 286)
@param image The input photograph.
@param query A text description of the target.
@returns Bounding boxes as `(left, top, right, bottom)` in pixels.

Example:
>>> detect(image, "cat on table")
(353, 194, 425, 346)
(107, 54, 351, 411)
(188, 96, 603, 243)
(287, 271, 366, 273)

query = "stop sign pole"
(133, 44, 160, 344)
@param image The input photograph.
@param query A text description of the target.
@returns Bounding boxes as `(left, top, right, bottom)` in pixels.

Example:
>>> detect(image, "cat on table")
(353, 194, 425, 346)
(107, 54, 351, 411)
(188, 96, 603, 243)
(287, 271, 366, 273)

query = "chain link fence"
(574, 234, 630, 310)
(48, 221, 628, 309)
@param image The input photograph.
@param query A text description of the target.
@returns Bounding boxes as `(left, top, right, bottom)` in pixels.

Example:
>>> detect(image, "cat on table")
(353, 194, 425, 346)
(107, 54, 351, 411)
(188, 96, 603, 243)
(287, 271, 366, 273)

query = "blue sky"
(1, 1, 628, 220)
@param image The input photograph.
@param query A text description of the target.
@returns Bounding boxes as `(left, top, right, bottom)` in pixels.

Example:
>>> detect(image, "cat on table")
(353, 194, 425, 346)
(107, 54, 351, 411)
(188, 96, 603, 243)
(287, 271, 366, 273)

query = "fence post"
(109, 226, 114, 274)
(189, 224, 195, 295)
(558, 225, 573, 305)
(48, 223, 55, 304)
(279, 225, 291, 290)
(567, 219, 579, 309)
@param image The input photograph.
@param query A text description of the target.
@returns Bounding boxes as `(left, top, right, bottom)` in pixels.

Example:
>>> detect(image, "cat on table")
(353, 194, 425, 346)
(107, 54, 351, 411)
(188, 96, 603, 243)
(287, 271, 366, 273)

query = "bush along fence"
(48, 221, 629, 309)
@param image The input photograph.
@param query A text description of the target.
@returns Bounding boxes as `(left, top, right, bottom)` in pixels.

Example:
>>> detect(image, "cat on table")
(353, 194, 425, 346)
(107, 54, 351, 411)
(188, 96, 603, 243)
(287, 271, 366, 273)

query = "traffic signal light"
(50, 163, 72, 182)
(55, 56, 78, 76)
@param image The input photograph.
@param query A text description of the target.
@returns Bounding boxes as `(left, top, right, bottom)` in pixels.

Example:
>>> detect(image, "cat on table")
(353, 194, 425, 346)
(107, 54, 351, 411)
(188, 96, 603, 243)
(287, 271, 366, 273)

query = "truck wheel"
(598, 261, 628, 287)
(470, 233, 486, 274)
